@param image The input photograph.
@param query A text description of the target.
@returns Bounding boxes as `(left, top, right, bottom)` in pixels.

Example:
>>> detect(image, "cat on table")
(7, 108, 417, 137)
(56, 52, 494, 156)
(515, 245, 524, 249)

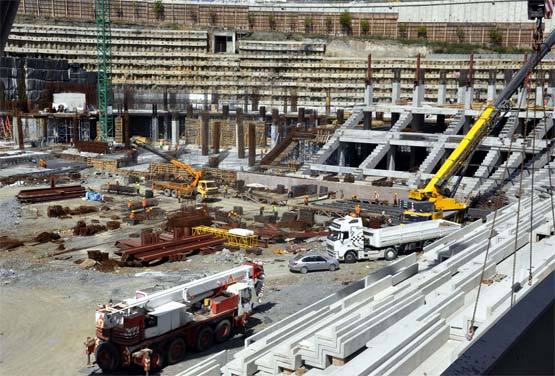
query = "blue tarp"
(85, 192, 103, 201)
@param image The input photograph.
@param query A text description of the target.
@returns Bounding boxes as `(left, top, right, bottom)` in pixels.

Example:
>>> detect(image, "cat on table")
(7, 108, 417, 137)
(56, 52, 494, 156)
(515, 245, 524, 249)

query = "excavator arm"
(131, 137, 203, 187)
(407, 16, 555, 217)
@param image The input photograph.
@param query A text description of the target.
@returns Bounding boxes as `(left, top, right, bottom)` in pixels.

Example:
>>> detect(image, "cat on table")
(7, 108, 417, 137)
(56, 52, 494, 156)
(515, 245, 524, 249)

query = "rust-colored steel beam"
(137, 237, 226, 261)
(16, 185, 85, 203)
(120, 234, 213, 256)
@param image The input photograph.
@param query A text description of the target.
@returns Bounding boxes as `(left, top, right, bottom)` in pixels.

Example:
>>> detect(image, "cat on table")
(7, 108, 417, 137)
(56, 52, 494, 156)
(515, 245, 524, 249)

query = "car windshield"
(327, 230, 340, 241)
(293, 254, 304, 260)
(206, 182, 218, 188)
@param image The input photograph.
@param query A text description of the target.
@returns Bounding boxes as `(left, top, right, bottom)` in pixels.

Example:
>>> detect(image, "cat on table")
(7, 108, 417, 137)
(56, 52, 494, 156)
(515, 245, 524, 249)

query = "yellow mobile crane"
(132, 137, 219, 202)
(405, 2, 553, 220)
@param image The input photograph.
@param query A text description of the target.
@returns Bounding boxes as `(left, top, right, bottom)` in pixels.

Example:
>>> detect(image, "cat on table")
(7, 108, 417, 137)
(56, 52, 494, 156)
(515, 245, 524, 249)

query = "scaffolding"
(192, 226, 258, 248)
(95, 0, 113, 141)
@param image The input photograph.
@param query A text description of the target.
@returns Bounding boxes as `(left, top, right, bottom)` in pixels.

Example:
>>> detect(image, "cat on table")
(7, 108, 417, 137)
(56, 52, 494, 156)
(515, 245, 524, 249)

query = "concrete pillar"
(248, 122, 256, 167)
(535, 86, 544, 107)
(222, 104, 229, 119)
(123, 99, 130, 148)
(409, 147, 416, 168)
(363, 111, 372, 130)
(186, 103, 193, 118)
(16, 115, 24, 149)
(547, 70, 555, 106)
(43, 117, 48, 139)
(212, 120, 220, 154)
(392, 68, 401, 104)
(244, 91, 249, 113)
(73, 112, 79, 144)
(364, 54, 373, 106)
(412, 114, 425, 131)
(412, 54, 424, 107)
(437, 70, 447, 105)
(457, 70, 468, 104)
(171, 114, 178, 147)
(437, 114, 446, 130)
(259, 106, 266, 121)
(282, 94, 287, 114)
(201, 111, 209, 156)
(387, 145, 396, 170)
(151, 104, 158, 142)
(309, 111, 316, 129)
(337, 108, 344, 124)
(339, 144, 345, 167)
(252, 93, 259, 112)
(290, 90, 297, 112)
(487, 69, 497, 103)
(236, 108, 245, 158)
(325, 89, 331, 116)
(298, 107, 305, 127)
(463, 115, 473, 134)
(391, 112, 400, 126)
(504, 69, 514, 86)
(314, 110, 319, 127)
(271, 108, 279, 149)
(464, 87, 474, 110)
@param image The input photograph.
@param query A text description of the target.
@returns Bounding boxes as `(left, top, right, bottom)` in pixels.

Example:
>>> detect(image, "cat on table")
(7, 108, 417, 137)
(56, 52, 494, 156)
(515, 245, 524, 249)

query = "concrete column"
(252, 93, 259, 112)
(457, 70, 467, 104)
(535, 86, 544, 107)
(437, 70, 446, 105)
(212, 120, 220, 154)
(464, 87, 474, 110)
(487, 69, 497, 103)
(463, 115, 473, 134)
(73, 112, 79, 144)
(437, 114, 446, 130)
(314, 110, 319, 127)
(412, 54, 424, 107)
(364, 54, 373, 106)
(339, 144, 346, 167)
(248, 122, 256, 167)
(43, 117, 48, 139)
(392, 68, 401, 104)
(186, 103, 193, 118)
(244, 91, 249, 113)
(164, 113, 170, 141)
(271, 108, 279, 149)
(282, 94, 287, 114)
(391, 112, 400, 126)
(337, 109, 344, 124)
(309, 111, 316, 129)
(259, 106, 266, 121)
(171, 114, 178, 148)
(387, 145, 396, 170)
(547, 70, 555, 106)
(222, 104, 229, 119)
(124, 99, 130, 148)
(290, 90, 297, 112)
(363, 111, 372, 130)
(236, 108, 245, 158)
(325, 89, 331, 116)
(201, 111, 209, 156)
(409, 147, 416, 168)
(298, 107, 305, 127)
(151, 104, 158, 141)
(16, 115, 24, 149)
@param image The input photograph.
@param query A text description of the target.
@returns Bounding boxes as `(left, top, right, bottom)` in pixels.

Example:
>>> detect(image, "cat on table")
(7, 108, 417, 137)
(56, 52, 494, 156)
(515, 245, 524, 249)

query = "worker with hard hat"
(303, 196, 309, 206)
(272, 204, 278, 221)
(141, 197, 147, 209)
(38, 159, 47, 168)
(127, 199, 132, 211)
(393, 192, 399, 206)
(135, 181, 141, 195)
(106, 181, 111, 191)
(374, 191, 380, 204)
(355, 204, 361, 216)
(223, 184, 229, 198)
(129, 210, 136, 225)
(259, 205, 265, 216)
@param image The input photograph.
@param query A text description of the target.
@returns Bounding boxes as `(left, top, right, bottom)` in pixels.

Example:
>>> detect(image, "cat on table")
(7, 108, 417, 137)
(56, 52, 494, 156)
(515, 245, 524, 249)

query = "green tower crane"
(95, 0, 113, 141)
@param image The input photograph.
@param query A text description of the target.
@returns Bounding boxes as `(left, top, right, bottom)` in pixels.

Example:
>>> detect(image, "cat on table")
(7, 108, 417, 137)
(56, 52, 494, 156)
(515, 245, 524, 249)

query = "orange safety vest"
(127, 200, 132, 208)
(355, 205, 361, 214)
(142, 198, 147, 207)
(130, 212, 136, 220)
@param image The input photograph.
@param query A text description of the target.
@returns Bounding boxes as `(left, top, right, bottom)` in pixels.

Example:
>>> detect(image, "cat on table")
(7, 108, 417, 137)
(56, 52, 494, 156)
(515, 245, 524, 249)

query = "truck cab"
(326, 216, 367, 263)
(197, 180, 219, 201)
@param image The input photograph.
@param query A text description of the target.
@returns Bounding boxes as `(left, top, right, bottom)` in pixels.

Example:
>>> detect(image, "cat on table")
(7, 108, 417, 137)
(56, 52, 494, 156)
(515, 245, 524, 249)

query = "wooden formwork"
(184, 119, 265, 148)
(87, 158, 118, 171)
(149, 162, 237, 184)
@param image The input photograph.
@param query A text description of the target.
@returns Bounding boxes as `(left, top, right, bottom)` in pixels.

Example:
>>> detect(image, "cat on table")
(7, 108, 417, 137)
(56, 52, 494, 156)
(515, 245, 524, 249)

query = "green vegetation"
(489, 27, 503, 46)
(360, 20, 369, 35)
(339, 10, 352, 34)
(153, 0, 164, 20)
(393, 37, 527, 54)
(304, 16, 313, 33)
(268, 14, 276, 30)
(417, 25, 427, 39)
(325, 16, 333, 33)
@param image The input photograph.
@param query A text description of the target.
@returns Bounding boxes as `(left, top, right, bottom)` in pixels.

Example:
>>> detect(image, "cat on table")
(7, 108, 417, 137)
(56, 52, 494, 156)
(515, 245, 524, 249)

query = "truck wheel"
(196, 326, 214, 352)
(95, 342, 120, 372)
(329, 264, 337, 272)
(150, 344, 166, 371)
(384, 248, 398, 261)
(214, 319, 232, 343)
(196, 194, 203, 203)
(171, 189, 178, 198)
(166, 337, 186, 364)
(344, 251, 357, 263)
(163, 188, 171, 196)
(300, 267, 308, 274)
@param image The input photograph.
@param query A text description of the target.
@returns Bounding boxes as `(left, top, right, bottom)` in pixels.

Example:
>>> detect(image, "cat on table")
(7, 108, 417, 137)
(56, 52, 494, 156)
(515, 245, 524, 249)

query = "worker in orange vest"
(106, 181, 111, 191)
(355, 204, 361, 216)
(141, 197, 147, 209)
(393, 192, 399, 206)
(127, 199, 132, 211)
(129, 211, 136, 224)
(303, 196, 309, 206)
(374, 191, 379, 204)
(38, 159, 47, 168)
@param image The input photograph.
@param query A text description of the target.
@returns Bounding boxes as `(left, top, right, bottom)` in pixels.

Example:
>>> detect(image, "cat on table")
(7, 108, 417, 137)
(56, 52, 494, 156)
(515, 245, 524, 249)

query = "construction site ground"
(0, 168, 387, 376)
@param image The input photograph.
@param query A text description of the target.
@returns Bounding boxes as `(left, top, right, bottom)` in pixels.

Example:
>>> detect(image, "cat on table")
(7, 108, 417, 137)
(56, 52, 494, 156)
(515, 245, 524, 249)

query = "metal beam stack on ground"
(179, 194, 554, 376)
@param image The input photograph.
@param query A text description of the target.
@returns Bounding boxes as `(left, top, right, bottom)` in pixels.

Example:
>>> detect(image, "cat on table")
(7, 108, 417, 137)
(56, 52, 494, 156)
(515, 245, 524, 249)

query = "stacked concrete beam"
(183, 195, 554, 376)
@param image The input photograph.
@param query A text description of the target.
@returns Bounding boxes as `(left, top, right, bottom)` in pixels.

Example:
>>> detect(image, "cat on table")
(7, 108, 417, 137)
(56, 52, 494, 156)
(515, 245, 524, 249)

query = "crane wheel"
(214, 319, 232, 343)
(95, 342, 120, 372)
(166, 337, 187, 364)
(150, 344, 166, 371)
(384, 248, 398, 261)
(196, 326, 214, 352)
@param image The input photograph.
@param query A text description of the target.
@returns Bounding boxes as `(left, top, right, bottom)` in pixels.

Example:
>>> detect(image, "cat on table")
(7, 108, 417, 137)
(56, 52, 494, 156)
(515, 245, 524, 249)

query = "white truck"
(327, 216, 461, 263)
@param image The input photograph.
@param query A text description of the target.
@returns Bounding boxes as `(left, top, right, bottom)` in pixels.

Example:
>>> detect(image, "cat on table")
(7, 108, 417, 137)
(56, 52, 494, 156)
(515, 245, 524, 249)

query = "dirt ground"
(0, 168, 387, 376)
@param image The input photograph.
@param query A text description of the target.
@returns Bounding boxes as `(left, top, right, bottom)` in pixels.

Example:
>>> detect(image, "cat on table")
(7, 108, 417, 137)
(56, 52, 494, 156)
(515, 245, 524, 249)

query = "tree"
(489, 27, 503, 46)
(456, 26, 465, 42)
(325, 16, 333, 34)
(417, 25, 427, 39)
(398, 23, 408, 38)
(268, 14, 276, 31)
(304, 16, 313, 33)
(153, 0, 164, 20)
(339, 10, 352, 34)
(248, 12, 255, 29)
(360, 20, 369, 35)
